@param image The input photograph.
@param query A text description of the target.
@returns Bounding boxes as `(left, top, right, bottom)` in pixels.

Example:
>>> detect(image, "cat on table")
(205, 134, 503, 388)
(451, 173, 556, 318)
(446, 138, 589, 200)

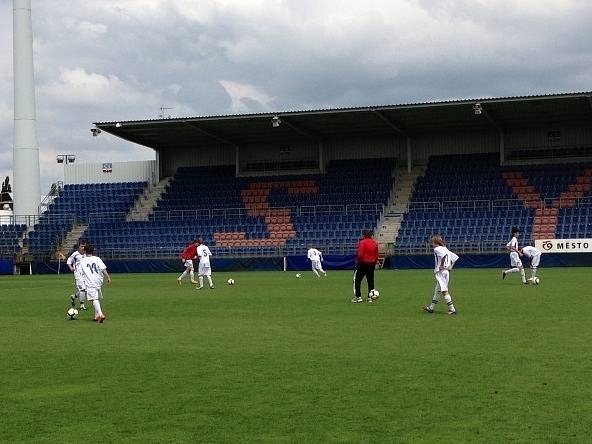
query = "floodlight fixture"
(90, 127, 101, 136)
(473, 103, 483, 115)
(56, 154, 76, 164)
(56, 154, 76, 182)
(271, 115, 281, 128)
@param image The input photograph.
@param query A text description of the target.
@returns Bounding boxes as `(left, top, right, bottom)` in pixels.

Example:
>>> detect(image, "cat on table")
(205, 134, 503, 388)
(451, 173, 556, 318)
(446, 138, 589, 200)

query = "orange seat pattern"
(214, 180, 316, 247)
(505, 169, 592, 239)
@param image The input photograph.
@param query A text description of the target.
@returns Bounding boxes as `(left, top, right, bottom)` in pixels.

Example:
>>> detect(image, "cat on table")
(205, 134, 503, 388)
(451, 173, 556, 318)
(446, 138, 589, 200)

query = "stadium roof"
(95, 92, 592, 151)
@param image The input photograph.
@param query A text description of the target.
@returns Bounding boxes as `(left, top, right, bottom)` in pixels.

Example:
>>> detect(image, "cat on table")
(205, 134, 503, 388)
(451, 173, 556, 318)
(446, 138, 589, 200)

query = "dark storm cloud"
(0, 0, 591, 190)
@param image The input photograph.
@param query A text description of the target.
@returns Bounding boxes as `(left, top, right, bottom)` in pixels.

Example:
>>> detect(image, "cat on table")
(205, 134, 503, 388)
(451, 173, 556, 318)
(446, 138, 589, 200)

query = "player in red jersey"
(352, 229, 379, 303)
(177, 239, 198, 284)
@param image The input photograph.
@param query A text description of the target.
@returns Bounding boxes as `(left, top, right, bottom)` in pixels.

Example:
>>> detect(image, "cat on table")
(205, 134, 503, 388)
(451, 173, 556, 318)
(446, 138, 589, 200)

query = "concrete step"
(127, 177, 170, 221)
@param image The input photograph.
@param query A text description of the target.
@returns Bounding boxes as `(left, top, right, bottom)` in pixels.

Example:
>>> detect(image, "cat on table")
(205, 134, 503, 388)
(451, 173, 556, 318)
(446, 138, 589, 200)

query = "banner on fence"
(534, 239, 592, 253)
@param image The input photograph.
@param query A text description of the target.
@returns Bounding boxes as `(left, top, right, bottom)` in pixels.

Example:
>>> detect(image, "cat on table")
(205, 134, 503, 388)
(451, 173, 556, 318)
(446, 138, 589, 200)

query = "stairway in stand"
(375, 166, 424, 265)
(127, 177, 171, 221)
(56, 223, 88, 256)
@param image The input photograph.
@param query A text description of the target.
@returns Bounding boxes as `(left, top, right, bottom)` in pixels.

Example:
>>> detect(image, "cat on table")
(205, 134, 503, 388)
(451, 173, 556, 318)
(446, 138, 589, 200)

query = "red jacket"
(357, 237, 378, 264)
(181, 244, 197, 260)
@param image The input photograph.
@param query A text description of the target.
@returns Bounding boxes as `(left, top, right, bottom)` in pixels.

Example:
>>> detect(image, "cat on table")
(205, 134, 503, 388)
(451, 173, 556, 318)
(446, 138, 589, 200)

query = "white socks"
(444, 293, 456, 312)
(197, 275, 213, 288)
(428, 290, 441, 311)
(93, 300, 103, 317)
(505, 267, 526, 283)
(313, 269, 320, 277)
(178, 270, 188, 280)
(190, 270, 195, 281)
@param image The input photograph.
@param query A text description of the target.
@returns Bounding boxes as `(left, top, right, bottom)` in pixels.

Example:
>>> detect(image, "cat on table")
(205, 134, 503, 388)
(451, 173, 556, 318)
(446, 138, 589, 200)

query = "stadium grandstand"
(2, 91, 592, 274)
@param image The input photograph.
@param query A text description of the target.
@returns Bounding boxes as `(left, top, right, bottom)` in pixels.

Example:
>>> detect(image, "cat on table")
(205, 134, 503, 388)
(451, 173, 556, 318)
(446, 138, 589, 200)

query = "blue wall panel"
(391, 253, 592, 269)
(29, 252, 592, 274)
(286, 255, 355, 271)
(0, 259, 13, 275)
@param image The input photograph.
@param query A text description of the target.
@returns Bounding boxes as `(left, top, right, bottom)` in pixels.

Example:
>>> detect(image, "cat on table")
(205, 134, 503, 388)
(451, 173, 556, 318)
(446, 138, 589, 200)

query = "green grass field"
(1, 268, 591, 443)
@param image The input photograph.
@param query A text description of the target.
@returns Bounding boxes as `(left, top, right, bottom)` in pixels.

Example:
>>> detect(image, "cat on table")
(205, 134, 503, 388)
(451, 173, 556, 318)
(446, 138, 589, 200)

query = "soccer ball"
(67, 308, 79, 320)
(369, 289, 380, 300)
(532, 277, 540, 285)
(295, 273, 301, 278)
(227, 278, 235, 285)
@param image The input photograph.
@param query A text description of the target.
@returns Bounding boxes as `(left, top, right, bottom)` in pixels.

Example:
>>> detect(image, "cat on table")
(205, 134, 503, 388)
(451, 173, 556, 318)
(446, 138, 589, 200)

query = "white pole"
(13, 0, 41, 216)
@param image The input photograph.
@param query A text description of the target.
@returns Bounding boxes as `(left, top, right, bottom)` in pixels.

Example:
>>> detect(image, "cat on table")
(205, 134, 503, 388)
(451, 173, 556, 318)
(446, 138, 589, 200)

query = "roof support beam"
(373, 110, 412, 171)
(183, 121, 239, 147)
(372, 110, 409, 136)
(278, 116, 322, 141)
(479, 104, 503, 132)
(479, 105, 506, 165)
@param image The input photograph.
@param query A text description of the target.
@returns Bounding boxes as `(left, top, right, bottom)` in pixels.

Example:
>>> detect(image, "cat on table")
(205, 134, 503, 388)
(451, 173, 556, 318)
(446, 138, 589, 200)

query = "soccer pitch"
(1, 269, 590, 443)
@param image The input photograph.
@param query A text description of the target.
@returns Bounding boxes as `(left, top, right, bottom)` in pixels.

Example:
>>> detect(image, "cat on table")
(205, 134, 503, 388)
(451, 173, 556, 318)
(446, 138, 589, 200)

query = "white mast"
(13, 0, 41, 216)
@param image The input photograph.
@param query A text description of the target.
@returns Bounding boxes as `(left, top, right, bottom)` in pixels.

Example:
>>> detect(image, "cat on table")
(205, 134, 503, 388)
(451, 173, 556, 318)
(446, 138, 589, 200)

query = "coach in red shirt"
(353, 229, 379, 303)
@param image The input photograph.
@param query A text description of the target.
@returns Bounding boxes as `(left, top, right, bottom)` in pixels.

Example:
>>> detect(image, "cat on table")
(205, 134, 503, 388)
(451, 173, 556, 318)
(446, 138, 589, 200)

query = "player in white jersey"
(519, 245, 542, 281)
(79, 244, 111, 323)
(195, 237, 214, 290)
(423, 235, 459, 315)
(307, 246, 327, 277)
(67, 241, 87, 311)
(502, 227, 527, 284)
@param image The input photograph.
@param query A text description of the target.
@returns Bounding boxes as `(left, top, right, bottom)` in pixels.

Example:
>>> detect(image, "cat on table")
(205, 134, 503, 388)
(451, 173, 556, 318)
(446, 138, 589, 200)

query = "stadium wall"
(391, 253, 592, 269)
(158, 125, 592, 176)
(159, 130, 501, 174)
(28, 253, 592, 274)
(413, 130, 499, 163)
(0, 259, 13, 275)
(160, 144, 235, 177)
(319, 130, 498, 165)
(238, 140, 320, 167)
(505, 125, 592, 149)
(64, 160, 157, 185)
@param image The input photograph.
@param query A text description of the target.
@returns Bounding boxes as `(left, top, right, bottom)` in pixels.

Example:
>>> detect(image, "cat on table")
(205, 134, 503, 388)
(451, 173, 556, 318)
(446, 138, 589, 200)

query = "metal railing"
(38, 181, 63, 214)
(93, 203, 383, 223)
(394, 238, 533, 255)
(0, 214, 41, 227)
(87, 242, 359, 260)
(406, 196, 592, 212)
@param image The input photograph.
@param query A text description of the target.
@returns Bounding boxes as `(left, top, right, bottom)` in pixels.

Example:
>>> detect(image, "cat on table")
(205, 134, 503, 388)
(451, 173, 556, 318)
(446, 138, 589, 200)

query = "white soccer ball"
(295, 273, 301, 278)
(67, 308, 79, 320)
(532, 277, 540, 285)
(227, 278, 235, 285)
(369, 289, 380, 300)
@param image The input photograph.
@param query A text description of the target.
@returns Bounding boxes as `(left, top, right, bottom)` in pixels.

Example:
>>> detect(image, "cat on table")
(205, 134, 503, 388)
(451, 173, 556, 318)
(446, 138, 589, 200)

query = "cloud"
(0, 0, 591, 193)
(41, 67, 156, 107)
(219, 80, 275, 113)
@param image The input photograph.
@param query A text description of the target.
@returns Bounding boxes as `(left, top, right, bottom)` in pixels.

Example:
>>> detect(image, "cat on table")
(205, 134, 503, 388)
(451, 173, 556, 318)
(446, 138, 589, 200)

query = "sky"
(1, 0, 591, 191)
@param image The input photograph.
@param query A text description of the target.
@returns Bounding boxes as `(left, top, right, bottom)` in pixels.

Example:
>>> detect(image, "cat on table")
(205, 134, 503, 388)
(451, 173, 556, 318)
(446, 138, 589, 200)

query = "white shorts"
(434, 270, 449, 292)
(510, 252, 523, 268)
(86, 287, 103, 301)
(311, 260, 324, 271)
(198, 264, 211, 276)
(74, 275, 86, 292)
(530, 255, 541, 268)
(183, 259, 193, 269)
